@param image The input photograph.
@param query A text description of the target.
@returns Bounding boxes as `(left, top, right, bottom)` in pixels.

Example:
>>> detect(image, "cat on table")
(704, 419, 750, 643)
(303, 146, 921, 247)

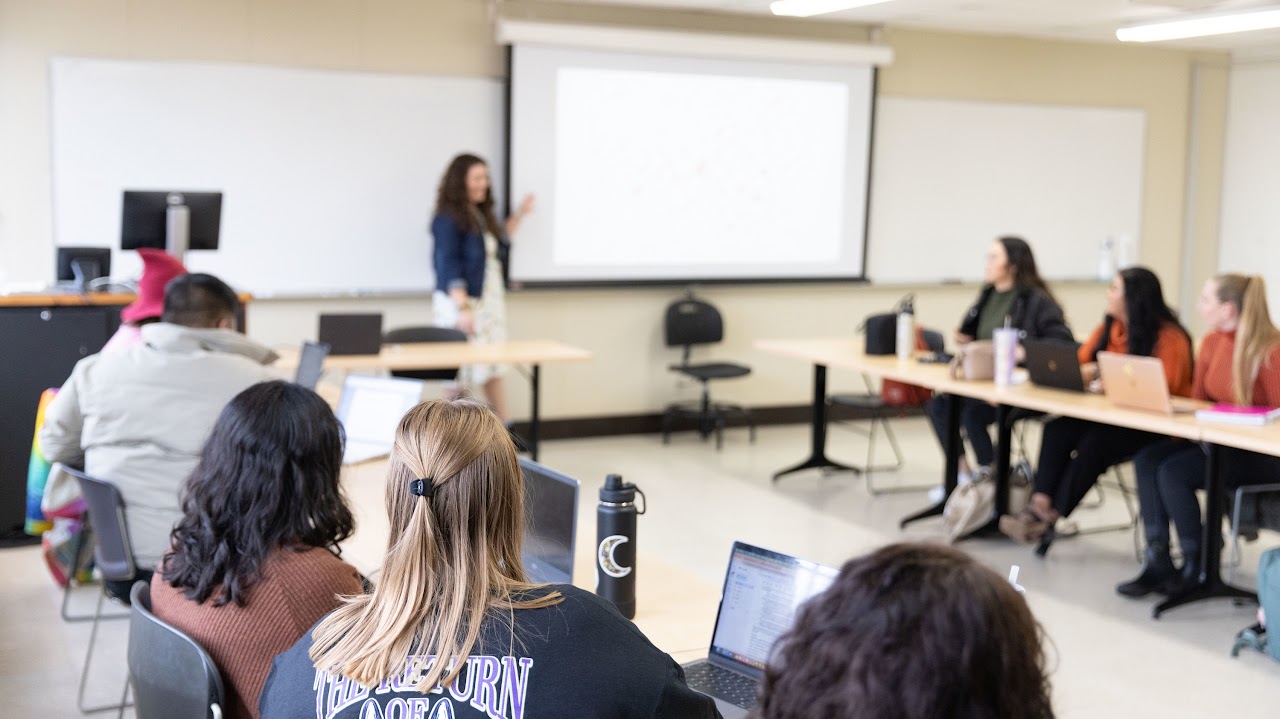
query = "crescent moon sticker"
(598, 535, 632, 578)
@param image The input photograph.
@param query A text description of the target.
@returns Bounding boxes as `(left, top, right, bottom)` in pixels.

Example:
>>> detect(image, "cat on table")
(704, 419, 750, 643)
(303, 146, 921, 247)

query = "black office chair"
(661, 296, 755, 450)
(67, 467, 137, 714)
(828, 329, 945, 494)
(384, 326, 468, 381)
(128, 581, 226, 719)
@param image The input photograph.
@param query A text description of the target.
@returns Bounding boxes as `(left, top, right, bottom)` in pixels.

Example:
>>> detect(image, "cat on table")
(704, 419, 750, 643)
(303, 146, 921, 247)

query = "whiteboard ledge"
(496, 19, 894, 66)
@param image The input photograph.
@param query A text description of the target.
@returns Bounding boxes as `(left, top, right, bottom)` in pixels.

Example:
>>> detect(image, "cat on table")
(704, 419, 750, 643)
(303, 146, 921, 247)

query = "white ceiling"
(554, 0, 1280, 55)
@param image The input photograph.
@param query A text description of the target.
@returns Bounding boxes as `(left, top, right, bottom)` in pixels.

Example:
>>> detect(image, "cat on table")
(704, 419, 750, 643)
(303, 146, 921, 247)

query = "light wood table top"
(0, 291, 254, 307)
(1198, 421, 1280, 457)
(275, 339, 593, 371)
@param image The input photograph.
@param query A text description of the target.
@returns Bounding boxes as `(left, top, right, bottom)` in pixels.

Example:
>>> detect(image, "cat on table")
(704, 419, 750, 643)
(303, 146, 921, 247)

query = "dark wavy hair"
(754, 543, 1054, 719)
(998, 235, 1055, 303)
(162, 381, 354, 607)
(433, 153, 502, 238)
(1090, 266, 1192, 361)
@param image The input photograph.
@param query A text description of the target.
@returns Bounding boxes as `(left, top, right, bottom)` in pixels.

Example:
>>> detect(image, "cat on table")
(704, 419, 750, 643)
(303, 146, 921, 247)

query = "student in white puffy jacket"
(40, 273, 278, 586)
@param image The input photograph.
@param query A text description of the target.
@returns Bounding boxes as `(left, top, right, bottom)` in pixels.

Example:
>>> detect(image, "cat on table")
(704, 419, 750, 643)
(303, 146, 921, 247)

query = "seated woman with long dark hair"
(151, 380, 361, 719)
(999, 266, 1193, 555)
(753, 543, 1054, 719)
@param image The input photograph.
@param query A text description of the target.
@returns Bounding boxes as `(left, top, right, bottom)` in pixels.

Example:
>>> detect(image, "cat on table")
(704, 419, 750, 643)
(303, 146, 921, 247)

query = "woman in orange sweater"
(1118, 274, 1280, 598)
(999, 267, 1193, 555)
(151, 381, 363, 719)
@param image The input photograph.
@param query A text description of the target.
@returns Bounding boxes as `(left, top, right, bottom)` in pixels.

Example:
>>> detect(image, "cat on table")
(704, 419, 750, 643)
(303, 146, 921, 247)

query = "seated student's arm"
(38, 361, 88, 468)
(1154, 326, 1195, 397)
(1077, 323, 1105, 384)
(1032, 295, 1074, 343)
(1191, 332, 1222, 401)
(1253, 345, 1280, 407)
(654, 665, 724, 719)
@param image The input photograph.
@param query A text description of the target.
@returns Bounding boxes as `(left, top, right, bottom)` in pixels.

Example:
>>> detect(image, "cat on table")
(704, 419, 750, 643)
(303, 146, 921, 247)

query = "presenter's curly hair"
(434, 153, 503, 239)
(162, 381, 354, 606)
(753, 542, 1054, 719)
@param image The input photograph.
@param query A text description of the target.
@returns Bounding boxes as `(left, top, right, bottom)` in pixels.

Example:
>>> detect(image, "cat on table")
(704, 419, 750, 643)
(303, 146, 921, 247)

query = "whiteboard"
(867, 97, 1146, 283)
(1219, 63, 1280, 314)
(49, 58, 503, 295)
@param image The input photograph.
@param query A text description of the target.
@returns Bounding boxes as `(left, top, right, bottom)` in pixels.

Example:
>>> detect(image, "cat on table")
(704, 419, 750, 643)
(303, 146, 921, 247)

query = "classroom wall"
(0, 0, 1229, 422)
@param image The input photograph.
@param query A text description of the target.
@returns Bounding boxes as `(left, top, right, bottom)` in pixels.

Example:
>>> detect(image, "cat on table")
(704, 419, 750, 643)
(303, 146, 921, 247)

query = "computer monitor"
(121, 190, 222, 257)
(55, 247, 112, 289)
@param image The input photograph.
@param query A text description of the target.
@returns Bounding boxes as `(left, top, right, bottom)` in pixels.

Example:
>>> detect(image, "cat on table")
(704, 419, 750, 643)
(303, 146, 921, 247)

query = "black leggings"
(926, 394, 998, 468)
(1034, 417, 1160, 518)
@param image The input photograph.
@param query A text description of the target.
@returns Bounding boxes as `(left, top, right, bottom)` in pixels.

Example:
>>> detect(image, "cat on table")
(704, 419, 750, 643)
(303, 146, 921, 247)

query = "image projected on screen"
(554, 67, 849, 268)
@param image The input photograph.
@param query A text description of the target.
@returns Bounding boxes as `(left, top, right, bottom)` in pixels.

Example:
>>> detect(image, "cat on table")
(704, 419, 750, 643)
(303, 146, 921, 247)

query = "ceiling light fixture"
(770, 0, 898, 19)
(1117, 7, 1280, 42)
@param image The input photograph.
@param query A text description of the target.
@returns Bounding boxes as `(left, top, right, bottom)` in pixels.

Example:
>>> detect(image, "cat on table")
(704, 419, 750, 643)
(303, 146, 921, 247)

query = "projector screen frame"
(501, 44, 879, 289)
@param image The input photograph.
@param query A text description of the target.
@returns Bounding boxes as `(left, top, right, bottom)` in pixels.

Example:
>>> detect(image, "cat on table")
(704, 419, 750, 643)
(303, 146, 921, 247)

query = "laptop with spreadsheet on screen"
(682, 542, 838, 718)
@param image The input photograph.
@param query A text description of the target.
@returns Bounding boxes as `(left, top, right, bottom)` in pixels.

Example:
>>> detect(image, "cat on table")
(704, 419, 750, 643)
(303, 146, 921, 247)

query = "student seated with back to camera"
(39, 273, 278, 593)
(751, 543, 1054, 719)
(259, 398, 721, 719)
(152, 381, 363, 719)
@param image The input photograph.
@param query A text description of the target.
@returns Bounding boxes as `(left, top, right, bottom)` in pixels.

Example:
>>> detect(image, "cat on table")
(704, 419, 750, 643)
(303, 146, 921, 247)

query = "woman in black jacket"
(926, 236, 1073, 485)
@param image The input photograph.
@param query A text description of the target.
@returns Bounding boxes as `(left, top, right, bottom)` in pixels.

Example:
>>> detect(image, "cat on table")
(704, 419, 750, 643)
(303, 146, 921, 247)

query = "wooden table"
(275, 340, 592, 460)
(757, 337, 1280, 616)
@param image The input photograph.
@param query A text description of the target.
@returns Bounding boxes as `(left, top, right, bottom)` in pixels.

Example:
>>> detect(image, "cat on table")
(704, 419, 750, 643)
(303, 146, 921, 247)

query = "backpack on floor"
(1232, 547, 1280, 662)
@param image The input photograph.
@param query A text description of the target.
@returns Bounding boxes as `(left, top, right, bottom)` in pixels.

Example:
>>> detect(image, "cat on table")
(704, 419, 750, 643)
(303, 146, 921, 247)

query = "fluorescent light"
(770, 0, 897, 19)
(1117, 7, 1280, 42)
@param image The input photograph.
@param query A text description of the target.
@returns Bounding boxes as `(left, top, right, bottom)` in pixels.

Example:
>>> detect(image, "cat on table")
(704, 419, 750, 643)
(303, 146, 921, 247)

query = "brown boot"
(999, 509, 1050, 544)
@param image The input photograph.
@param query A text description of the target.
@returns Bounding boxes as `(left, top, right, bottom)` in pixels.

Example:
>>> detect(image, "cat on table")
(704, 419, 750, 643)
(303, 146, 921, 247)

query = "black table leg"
(529, 364, 541, 461)
(1153, 443, 1257, 618)
(900, 393, 962, 527)
(773, 364, 858, 481)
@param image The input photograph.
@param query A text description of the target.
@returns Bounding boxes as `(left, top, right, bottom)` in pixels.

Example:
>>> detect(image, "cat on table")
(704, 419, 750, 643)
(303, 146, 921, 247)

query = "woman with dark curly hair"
(151, 380, 362, 719)
(753, 543, 1054, 719)
(431, 153, 535, 422)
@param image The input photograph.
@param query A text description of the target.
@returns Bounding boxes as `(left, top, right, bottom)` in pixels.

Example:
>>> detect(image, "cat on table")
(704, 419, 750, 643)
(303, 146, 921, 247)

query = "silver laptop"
(519, 458, 579, 585)
(1097, 351, 1198, 415)
(336, 375, 425, 465)
(683, 542, 839, 718)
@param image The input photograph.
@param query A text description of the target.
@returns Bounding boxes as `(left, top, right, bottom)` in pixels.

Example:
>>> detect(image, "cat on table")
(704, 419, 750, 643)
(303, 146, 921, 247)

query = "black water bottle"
(596, 474, 645, 619)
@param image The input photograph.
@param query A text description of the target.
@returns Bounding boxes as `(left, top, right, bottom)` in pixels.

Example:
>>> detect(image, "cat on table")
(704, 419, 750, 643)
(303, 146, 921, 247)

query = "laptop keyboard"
(684, 661, 759, 710)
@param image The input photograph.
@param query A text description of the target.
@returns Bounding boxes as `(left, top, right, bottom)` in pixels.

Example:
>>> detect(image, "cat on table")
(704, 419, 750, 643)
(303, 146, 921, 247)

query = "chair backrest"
(66, 467, 135, 582)
(129, 582, 226, 719)
(922, 328, 945, 354)
(665, 299, 724, 349)
(383, 326, 468, 381)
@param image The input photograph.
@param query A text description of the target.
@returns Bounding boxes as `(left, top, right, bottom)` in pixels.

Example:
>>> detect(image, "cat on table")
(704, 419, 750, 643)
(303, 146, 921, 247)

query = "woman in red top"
(1118, 274, 1280, 598)
(999, 267, 1193, 556)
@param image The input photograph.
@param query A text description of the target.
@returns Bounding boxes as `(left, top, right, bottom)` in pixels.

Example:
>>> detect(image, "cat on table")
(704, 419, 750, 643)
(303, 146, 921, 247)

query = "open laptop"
(293, 341, 330, 390)
(683, 542, 839, 718)
(519, 458, 579, 585)
(1097, 351, 1198, 415)
(335, 375, 425, 465)
(1024, 339, 1085, 393)
(319, 313, 384, 356)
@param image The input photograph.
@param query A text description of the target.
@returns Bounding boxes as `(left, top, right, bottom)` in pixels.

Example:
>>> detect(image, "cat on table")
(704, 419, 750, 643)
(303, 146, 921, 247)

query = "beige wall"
(0, 0, 1228, 421)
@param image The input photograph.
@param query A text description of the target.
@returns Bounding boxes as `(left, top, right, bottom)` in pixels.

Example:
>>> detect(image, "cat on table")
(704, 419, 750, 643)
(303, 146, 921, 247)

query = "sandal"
(998, 509, 1049, 544)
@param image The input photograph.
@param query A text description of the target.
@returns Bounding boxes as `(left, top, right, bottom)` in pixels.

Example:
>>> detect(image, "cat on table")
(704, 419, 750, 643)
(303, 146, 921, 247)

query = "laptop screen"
(519, 458, 579, 585)
(336, 375, 424, 445)
(709, 543, 839, 674)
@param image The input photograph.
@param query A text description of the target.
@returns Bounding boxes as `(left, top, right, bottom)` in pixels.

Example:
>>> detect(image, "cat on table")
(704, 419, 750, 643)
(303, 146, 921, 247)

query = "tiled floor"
(3, 418, 1277, 717)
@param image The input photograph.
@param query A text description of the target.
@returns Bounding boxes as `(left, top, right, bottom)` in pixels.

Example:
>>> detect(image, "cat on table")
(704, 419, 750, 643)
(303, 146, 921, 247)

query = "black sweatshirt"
(259, 584, 722, 719)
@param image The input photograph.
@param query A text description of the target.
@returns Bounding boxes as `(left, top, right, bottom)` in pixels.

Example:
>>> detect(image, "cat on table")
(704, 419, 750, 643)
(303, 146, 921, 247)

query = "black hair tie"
(409, 478, 435, 498)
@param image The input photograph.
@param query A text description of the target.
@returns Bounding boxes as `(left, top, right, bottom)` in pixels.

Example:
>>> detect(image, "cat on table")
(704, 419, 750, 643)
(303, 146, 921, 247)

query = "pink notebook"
(1195, 404, 1280, 426)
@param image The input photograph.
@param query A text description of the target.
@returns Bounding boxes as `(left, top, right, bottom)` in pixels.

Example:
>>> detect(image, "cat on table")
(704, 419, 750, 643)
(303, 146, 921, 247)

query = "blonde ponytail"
(309, 400, 561, 692)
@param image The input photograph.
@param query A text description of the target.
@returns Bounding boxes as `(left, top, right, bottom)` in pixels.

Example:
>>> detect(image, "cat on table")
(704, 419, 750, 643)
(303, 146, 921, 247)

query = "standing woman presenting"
(431, 153, 534, 422)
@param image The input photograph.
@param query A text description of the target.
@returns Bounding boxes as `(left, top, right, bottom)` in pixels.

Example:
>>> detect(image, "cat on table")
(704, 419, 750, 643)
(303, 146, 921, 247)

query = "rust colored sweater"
(151, 547, 363, 719)
(1193, 330, 1280, 407)
(1078, 319, 1194, 397)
